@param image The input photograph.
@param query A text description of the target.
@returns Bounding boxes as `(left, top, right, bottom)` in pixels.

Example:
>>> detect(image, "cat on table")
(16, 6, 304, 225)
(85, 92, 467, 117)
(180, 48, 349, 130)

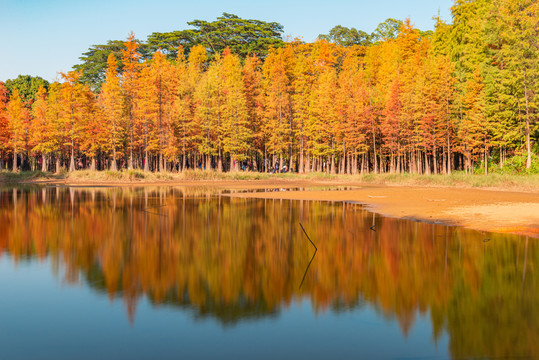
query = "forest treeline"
(0, 0, 537, 175)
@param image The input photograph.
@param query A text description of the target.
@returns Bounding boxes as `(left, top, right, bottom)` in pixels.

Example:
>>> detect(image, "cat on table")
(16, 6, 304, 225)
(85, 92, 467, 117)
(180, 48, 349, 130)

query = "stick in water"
(299, 223, 317, 251)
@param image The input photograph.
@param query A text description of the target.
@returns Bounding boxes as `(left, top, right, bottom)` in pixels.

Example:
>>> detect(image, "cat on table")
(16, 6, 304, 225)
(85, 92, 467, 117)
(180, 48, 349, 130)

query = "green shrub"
(126, 169, 145, 180)
(502, 154, 539, 174)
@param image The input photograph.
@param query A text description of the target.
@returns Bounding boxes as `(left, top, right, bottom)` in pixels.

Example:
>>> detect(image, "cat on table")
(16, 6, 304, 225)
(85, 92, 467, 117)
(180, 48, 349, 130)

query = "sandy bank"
(229, 185, 539, 238)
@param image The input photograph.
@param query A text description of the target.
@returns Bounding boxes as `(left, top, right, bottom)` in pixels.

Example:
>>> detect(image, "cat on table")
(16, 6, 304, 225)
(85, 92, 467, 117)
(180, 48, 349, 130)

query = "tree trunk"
(524, 71, 532, 169)
(144, 150, 149, 172)
(91, 157, 96, 171)
(12, 148, 17, 172)
(182, 152, 186, 172)
(299, 138, 304, 174)
(111, 147, 117, 171)
(372, 128, 378, 174)
(484, 139, 488, 175)
(69, 144, 75, 172)
(128, 111, 134, 170)
(289, 153, 293, 173)
(433, 145, 438, 175)
(55, 153, 61, 173)
(41, 153, 48, 172)
(218, 151, 223, 172)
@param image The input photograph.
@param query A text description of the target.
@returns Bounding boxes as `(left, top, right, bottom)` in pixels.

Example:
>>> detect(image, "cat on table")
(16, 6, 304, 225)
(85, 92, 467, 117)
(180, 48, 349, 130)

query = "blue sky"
(1, 0, 454, 82)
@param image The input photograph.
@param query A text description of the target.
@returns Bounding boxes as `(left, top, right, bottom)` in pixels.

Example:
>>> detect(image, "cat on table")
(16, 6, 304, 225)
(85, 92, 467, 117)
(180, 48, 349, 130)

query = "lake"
(0, 186, 537, 359)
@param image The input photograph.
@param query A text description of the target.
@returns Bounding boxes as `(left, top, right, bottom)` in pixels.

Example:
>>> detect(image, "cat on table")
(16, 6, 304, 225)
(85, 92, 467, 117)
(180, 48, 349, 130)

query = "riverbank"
(2, 169, 539, 191)
(2, 170, 538, 238)
(230, 186, 539, 239)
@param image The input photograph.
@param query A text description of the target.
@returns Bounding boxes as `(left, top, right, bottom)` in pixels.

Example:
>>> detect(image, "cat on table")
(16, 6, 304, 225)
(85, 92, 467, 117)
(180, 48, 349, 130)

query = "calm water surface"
(0, 186, 537, 359)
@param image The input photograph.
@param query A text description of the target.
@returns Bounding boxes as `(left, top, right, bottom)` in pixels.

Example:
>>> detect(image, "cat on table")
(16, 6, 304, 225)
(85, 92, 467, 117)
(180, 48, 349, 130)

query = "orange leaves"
(6, 89, 28, 151)
(460, 68, 488, 158)
(30, 86, 50, 154)
(0, 83, 10, 154)
(100, 53, 124, 164)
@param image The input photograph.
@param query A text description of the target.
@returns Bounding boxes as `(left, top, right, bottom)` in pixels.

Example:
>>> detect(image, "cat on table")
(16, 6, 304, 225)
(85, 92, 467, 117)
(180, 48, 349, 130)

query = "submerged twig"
(299, 222, 317, 251)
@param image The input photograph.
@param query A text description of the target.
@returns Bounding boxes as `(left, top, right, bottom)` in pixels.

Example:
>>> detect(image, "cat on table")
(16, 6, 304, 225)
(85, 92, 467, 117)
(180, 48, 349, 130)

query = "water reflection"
(0, 186, 537, 359)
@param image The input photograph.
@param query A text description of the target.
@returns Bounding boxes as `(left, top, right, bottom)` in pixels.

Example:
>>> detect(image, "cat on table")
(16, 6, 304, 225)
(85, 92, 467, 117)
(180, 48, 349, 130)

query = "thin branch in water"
(299, 222, 317, 251)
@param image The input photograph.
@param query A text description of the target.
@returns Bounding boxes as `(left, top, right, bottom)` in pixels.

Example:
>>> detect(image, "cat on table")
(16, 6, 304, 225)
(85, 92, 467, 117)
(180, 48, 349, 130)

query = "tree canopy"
(318, 25, 371, 46)
(73, 13, 284, 90)
(5, 75, 49, 103)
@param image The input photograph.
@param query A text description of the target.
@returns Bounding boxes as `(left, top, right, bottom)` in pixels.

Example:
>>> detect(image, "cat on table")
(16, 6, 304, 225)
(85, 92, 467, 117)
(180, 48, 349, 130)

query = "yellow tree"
(59, 71, 90, 171)
(394, 20, 427, 173)
(30, 86, 51, 172)
(291, 43, 315, 173)
(173, 45, 206, 171)
(220, 48, 250, 171)
(6, 89, 27, 171)
(134, 63, 154, 171)
(338, 48, 370, 174)
(310, 40, 343, 173)
(100, 53, 124, 171)
(309, 66, 339, 173)
(460, 68, 489, 174)
(0, 83, 11, 170)
(262, 46, 293, 171)
(242, 55, 264, 171)
(194, 54, 223, 171)
(79, 90, 101, 170)
(144, 51, 177, 171)
(121, 32, 141, 169)
(364, 42, 388, 173)
(44, 83, 65, 173)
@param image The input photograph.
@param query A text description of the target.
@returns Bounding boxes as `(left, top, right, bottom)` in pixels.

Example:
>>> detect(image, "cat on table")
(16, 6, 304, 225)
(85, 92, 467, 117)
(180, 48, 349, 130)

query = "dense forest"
(0, 0, 537, 174)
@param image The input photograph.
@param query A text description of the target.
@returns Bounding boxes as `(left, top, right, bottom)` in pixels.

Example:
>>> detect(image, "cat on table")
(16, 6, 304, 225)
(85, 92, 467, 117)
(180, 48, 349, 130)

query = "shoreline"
(227, 185, 539, 239)
(2, 177, 539, 238)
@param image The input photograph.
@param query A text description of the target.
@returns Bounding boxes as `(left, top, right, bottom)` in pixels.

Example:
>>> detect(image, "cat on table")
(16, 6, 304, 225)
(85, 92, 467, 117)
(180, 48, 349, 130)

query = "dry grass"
(1, 169, 538, 191)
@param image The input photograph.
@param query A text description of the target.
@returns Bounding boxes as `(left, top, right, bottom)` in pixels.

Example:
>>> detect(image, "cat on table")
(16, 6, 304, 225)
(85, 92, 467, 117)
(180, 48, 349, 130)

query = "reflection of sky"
(0, 258, 449, 359)
(1, 0, 453, 82)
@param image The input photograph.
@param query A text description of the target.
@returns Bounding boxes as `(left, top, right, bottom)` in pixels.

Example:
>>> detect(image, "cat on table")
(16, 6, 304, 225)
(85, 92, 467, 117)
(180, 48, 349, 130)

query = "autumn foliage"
(1, 1, 537, 174)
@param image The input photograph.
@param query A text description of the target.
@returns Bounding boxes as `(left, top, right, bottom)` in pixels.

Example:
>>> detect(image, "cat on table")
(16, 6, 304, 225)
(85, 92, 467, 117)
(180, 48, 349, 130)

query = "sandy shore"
(8, 178, 539, 238)
(226, 183, 539, 238)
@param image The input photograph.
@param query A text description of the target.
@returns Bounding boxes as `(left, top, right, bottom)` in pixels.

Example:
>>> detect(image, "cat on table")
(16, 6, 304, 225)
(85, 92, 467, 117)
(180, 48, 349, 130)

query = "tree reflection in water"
(0, 186, 537, 359)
